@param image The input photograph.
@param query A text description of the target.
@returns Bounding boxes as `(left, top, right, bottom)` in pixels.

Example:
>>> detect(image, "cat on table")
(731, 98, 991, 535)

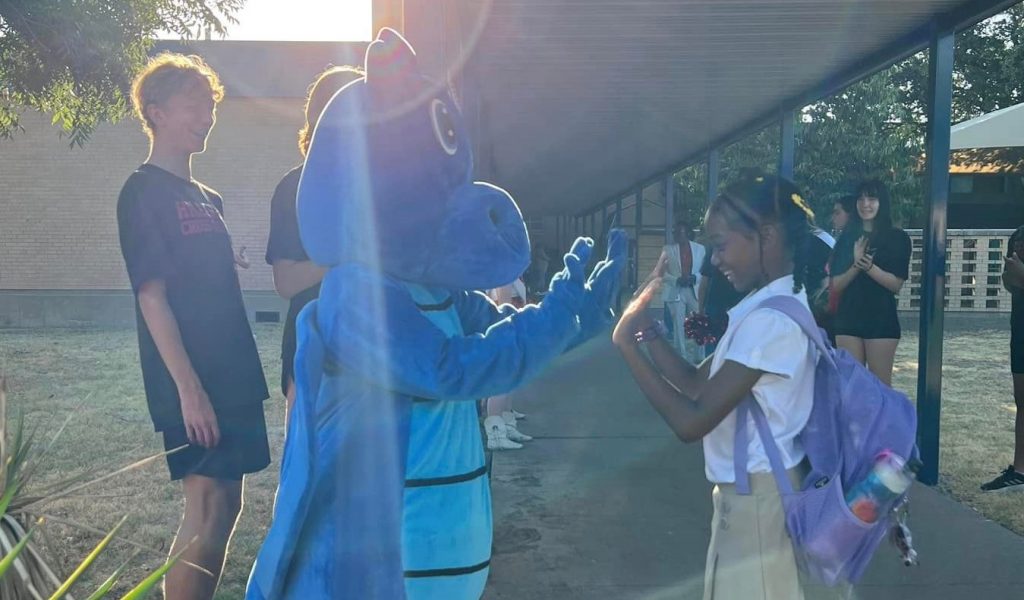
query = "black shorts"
(1012, 331, 1024, 375)
(833, 311, 902, 340)
(162, 403, 270, 481)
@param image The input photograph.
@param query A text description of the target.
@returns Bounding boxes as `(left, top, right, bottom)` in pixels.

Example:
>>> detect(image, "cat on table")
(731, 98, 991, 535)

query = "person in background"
(829, 180, 911, 386)
(831, 194, 857, 238)
(266, 65, 364, 421)
(484, 279, 533, 450)
(642, 220, 706, 363)
(117, 53, 270, 600)
(697, 250, 745, 355)
(981, 226, 1024, 492)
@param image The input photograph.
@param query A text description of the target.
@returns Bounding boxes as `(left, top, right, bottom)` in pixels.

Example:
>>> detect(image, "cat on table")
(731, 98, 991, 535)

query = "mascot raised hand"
(246, 28, 625, 600)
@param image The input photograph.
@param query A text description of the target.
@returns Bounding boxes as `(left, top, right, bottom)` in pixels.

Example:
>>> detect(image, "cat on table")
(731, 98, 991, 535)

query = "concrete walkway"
(483, 338, 1024, 600)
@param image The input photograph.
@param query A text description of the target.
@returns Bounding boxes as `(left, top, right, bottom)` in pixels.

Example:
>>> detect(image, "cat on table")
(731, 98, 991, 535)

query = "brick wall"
(0, 98, 305, 292)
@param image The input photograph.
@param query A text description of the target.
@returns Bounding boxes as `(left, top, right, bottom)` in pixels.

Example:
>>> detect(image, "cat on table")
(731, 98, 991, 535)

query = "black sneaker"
(980, 465, 1024, 493)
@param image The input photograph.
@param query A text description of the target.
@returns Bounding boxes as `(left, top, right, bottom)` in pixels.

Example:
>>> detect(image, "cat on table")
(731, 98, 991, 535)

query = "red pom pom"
(684, 313, 728, 346)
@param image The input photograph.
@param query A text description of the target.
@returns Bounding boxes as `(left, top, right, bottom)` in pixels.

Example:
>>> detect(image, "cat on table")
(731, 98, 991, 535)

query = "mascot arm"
(320, 264, 582, 401)
(452, 289, 518, 334)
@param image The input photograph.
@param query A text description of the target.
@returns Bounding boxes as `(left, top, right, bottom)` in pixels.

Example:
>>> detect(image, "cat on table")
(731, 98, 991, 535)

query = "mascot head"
(298, 28, 530, 290)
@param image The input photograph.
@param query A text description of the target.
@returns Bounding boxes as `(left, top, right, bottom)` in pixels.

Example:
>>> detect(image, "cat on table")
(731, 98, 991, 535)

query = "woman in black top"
(829, 180, 911, 385)
(266, 65, 364, 418)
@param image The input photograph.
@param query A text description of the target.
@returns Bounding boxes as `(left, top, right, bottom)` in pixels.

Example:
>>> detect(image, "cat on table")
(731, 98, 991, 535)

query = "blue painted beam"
(917, 23, 955, 487)
(779, 110, 795, 180)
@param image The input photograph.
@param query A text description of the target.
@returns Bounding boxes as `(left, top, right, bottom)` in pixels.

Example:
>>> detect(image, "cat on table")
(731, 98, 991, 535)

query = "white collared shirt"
(702, 274, 816, 484)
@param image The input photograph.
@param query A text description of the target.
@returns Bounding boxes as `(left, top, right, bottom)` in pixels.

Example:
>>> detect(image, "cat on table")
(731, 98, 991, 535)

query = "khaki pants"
(703, 469, 805, 600)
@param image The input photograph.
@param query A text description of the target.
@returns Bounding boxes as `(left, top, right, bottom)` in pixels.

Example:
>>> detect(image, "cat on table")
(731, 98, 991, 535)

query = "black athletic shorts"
(162, 402, 270, 481)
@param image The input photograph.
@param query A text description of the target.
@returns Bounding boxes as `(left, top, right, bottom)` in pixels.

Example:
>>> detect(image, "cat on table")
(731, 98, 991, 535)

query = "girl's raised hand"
(853, 236, 869, 262)
(612, 278, 662, 346)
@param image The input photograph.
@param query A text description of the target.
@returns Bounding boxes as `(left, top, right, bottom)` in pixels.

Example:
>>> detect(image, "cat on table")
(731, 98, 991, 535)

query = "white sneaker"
(485, 416, 522, 450)
(506, 424, 533, 443)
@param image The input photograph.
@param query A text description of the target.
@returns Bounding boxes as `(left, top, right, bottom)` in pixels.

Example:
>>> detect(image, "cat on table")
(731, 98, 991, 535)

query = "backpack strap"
(734, 397, 795, 495)
(754, 295, 836, 368)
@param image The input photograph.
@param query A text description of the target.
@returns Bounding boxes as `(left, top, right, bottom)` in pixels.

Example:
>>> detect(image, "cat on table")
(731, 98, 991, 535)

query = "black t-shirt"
(265, 166, 321, 376)
(117, 164, 269, 431)
(1007, 226, 1024, 335)
(700, 252, 745, 317)
(830, 227, 912, 326)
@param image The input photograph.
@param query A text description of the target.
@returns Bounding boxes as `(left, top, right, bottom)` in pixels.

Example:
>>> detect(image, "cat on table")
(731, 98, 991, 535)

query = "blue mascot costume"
(246, 28, 625, 599)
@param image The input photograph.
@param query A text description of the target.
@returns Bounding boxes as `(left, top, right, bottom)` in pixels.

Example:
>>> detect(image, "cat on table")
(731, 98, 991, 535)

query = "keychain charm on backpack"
(890, 504, 919, 567)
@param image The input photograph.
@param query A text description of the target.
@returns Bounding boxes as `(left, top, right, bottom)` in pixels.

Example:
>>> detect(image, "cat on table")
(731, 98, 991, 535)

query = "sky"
(205, 0, 371, 41)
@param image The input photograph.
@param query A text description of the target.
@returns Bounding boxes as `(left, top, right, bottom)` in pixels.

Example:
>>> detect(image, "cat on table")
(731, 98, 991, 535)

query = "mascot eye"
(430, 99, 458, 156)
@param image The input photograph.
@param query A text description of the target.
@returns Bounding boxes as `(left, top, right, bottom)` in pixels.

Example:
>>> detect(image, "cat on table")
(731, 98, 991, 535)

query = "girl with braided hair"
(614, 173, 821, 599)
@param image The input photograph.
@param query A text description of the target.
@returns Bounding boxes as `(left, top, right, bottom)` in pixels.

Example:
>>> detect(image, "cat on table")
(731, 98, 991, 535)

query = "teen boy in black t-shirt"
(116, 53, 268, 600)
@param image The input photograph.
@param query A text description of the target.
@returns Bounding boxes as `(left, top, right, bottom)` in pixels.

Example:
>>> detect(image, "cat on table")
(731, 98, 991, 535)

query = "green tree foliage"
(0, 0, 243, 146)
(675, 5, 1024, 230)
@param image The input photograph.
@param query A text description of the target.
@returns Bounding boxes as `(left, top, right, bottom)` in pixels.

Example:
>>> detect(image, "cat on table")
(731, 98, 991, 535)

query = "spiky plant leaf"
(0, 520, 36, 579)
(48, 515, 128, 599)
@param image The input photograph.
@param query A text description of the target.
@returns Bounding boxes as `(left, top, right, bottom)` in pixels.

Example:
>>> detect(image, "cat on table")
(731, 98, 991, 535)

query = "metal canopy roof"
(451, 0, 1018, 215)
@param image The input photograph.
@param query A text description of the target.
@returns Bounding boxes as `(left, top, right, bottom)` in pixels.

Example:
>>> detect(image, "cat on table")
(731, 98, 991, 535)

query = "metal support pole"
(635, 188, 644, 240)
(665, 175, 675, 244)
(917, 24, 954, 487)
(780, 110, 795, 180)
(707, 150, 720, 206)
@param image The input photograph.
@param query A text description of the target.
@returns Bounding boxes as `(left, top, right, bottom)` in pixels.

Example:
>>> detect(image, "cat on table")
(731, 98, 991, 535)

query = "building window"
(990, 251, 1003, 261)
(990, 263, 1002, 273)
(964, 239, 977, 249)
(988, 300, 999, 309)
(950, 175, 974, 194)
(990, 239, 1002, 249)
(961, 299, 975, 308)
(963, 251, 977, 261)
(987, 288, 1000, 296)
(962, 288, 974, 296)
(912, 275, 922, 284)
(964, 263, 976, 272)
(989, 276, 1002, 285)
(962, 275, 975, 285)
(911, 287, 921, 296)
(911, 299, 921, 308)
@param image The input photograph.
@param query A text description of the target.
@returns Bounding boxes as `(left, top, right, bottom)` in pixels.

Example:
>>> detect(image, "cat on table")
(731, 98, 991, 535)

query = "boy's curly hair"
(131, 53, 224, 140)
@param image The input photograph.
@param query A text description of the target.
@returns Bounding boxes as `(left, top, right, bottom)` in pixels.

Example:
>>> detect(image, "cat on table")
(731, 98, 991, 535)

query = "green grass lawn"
(0, 324, 288, 599)
(0, 317, 1020, 597)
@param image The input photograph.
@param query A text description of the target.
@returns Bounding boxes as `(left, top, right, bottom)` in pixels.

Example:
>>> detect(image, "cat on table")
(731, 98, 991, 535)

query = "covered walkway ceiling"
(444, 0, 1018, 215)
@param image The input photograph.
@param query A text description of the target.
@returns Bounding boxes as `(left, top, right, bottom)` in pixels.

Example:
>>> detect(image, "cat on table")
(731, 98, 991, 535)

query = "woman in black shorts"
(266, 65, 363, 420)
(829, 180, 911, 385)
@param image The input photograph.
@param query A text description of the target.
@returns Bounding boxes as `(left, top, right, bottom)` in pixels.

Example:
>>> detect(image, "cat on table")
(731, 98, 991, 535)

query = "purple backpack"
(732, 295, 918, 586)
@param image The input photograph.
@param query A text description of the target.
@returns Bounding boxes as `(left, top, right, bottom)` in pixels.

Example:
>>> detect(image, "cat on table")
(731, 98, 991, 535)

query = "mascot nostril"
(247, 26, 627, 600)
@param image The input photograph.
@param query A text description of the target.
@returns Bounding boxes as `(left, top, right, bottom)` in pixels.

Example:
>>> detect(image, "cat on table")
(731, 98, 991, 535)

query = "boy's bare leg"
(164, 475, 243, 600)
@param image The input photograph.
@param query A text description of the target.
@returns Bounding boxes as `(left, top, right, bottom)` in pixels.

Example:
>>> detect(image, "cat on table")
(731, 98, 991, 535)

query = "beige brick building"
(0, 41, 367, 326)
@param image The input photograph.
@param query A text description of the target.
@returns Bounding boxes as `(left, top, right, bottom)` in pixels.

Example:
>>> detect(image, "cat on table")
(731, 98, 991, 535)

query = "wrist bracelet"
(634, 320, 667, 344)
